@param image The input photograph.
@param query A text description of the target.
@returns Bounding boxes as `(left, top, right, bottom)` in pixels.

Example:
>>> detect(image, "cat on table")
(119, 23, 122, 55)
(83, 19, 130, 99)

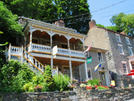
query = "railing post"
(8, 43, 11, 61)
(21, 45, 23, 65)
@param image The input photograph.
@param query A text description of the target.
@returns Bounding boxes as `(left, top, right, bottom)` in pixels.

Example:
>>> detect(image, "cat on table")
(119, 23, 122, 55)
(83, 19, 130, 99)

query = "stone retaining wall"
(1, 87, 134, 101)
(0, 91, 77, 101)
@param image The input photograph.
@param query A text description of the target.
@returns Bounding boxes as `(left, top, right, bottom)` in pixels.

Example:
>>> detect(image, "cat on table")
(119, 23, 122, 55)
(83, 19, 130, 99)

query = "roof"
(19, 16, 87, 38)
(97, 26, 133, 39)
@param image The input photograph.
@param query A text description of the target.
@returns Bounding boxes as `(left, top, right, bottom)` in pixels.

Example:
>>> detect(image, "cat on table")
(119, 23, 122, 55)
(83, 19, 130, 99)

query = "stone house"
(84, 20, 134, 87)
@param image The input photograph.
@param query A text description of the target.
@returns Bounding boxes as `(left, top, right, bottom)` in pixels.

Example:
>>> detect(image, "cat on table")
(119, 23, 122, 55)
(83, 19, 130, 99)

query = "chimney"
(89, 20, 96, 29)
(120, 31, 126, 35)
(55, 20, 65, 27)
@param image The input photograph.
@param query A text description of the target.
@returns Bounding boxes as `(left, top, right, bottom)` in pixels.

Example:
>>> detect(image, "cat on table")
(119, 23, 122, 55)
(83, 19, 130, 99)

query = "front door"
(99, 71, 107, 86)
(63, 66, 70, 77)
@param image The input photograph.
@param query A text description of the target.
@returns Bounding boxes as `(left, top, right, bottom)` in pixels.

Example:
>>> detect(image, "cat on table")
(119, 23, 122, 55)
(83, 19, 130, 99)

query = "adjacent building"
(85, 20, 134, 87)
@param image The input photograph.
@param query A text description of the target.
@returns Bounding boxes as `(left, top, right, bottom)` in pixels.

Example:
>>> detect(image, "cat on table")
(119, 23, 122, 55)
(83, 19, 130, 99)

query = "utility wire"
(44, 0, 126, 22)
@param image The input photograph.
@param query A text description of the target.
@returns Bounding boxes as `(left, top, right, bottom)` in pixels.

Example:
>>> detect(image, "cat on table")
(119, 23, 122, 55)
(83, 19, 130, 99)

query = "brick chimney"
(89, 20, 96, 29)
(120, 31, 126, 35)
(55, 20, 65, 27)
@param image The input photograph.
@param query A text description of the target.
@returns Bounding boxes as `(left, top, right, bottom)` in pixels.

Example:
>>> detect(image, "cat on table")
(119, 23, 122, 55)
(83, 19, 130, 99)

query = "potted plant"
(34, 85, 43, 92)
(80, 83, 87, 90)
(68, 85, 75, 91)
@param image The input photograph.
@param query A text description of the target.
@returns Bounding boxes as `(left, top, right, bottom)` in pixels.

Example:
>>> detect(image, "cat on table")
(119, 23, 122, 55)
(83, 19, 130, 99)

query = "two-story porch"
(8, 17, 88, 80)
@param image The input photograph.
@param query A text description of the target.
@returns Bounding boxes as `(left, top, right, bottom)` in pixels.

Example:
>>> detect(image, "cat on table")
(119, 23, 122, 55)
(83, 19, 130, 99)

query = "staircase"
(8, 44, 45, 74)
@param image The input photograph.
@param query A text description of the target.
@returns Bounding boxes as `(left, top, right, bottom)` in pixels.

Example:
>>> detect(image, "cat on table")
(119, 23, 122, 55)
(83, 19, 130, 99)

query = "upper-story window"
(126, 37, 130, 45)
(122, 63, 127, 74)
(118, 44, 124, 55)
(98, 52, 102, 62)
(116, 34, 121, 42)
(32, 38, 39, 44)
(128, 47, 133, 56)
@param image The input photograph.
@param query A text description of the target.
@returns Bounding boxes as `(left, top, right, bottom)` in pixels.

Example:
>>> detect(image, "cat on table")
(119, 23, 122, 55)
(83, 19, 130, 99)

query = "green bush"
(43, 65, 55, 91)
(0, 59, 35, 92)
(53, 74, 70, 91)
(87, 78, 100, 86)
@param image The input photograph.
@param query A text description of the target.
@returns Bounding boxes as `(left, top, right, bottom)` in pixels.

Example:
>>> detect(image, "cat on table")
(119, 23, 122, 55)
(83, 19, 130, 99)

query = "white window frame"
(126, 37, 130, 45)
(118, 44, 124, 55)
(128, 46, 133, 56)
(122, 61, 128, 74)
(116, 34, 121, 43)
(97, 51, 103, 62)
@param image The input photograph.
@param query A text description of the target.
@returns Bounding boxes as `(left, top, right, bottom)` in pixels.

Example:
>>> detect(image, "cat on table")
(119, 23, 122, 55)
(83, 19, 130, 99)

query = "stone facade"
(85, 20, 134, 87)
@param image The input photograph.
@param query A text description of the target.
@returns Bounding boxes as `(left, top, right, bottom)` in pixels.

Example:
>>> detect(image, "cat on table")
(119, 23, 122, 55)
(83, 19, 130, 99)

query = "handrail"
(11, 46, 21, 49)
(23, 56, 44, 74)
(32, 43, 50, 47)
(23, 48, 46, 69)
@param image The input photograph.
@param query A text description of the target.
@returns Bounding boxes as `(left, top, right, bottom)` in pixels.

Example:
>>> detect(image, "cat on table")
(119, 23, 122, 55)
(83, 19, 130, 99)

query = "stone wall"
(0, 91, 77, 101)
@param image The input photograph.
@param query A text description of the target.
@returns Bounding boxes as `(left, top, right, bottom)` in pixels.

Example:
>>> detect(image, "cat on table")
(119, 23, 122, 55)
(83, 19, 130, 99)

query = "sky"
(87, 0, 134, 27)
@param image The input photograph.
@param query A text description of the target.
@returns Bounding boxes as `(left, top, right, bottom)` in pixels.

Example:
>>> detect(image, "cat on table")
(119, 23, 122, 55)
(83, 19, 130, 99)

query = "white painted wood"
(69, 60, 73, 80)
(31, 53, 86, 62)
(85, 62, 88, 80)
(8, 44, 11, 61)
(29, 32, 32, 52)
(71, 50, 85, 58)
(57, 48, 69, 56)
(21, 45, 23, 65)
(129, 60, 134, 78)
(51, 58, 53, 68)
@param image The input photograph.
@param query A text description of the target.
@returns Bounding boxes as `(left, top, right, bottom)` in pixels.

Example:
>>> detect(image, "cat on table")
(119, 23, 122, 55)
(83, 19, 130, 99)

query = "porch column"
(50, 36, 53, 54)
(8, 43, 11, 61)
(51, 58, 53, 68)
(85, 61, 88, 79)
(129, 60, 132, 70)
(68, 39, 71, 57)
(29, 32, 32, 52)
(69, 60, 73, 79)
(82, 38, 85, 51)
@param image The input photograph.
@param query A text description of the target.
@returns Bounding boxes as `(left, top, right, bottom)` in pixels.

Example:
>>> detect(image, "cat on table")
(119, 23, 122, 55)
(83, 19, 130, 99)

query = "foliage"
(110, 13, 134, 36)
(53, 74, 70, 91)
(70, 78, 79, 84)
(86, 78, 100, 86)
(80, 83, 86, 88)
(0, 60, 35, 92)
(0, 1, 23, 46)
(44, 65, 55, 91)
(2, 0, 91, 34)
(97, 86, 108, 90)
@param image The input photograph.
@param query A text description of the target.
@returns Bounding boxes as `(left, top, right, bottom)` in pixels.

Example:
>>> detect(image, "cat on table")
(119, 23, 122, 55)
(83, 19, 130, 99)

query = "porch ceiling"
(32, 30, 50, 39)
(35, 57, 84, 67)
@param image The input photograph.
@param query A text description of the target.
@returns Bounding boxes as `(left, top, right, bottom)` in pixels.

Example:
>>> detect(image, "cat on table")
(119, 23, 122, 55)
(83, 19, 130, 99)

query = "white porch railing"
(57, 48, 69, 56)
(29, 43, 85, 58)
(31, 43, 51, 53)
(10, 46, 22, 56)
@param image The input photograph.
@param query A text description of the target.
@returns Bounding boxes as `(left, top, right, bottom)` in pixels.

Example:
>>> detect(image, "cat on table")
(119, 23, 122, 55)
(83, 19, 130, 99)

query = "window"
(98, 52, 102, 62)
(126, 37, 130, 45)
(32, 38, 39, 44)
(118, 44, 124, 54)
(61, 43, 68, 49)
(122, 63, 127, 74)
(87, 69, 91, 78)
(116, 34, 121, 42)
(128, 47, 133, 56)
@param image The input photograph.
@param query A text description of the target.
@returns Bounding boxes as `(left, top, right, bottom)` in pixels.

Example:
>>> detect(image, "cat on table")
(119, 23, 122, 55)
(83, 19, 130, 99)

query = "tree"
(2, 0, 91, 34)
(53, 0, 91, 34)
(110, 13, 134, 36)
(0, 1, 23, 46)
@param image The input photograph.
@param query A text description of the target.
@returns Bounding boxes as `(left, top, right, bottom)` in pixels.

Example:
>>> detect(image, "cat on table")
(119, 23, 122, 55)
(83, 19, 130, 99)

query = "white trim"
(116, 34, 121, 43)
(118, 44, 124, 55)
(97, 51, 103, 62)
(128, 46, 133, 56)
(125, 37, 131, 45)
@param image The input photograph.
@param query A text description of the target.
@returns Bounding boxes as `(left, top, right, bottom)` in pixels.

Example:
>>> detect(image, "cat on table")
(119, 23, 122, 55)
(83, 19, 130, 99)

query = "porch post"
(50, 36, 53, 54)
(69, 60, 73, 79)
(68, 33, 71, 57)
(129, 60, 132, 70)
(85, 61, 88, 80)
(29, 32, 32, 52)
(82, 38, 85, 51)
(8, 43, 11, 61)
(51, 58, 53, 68)
(21, 45, 23, 65)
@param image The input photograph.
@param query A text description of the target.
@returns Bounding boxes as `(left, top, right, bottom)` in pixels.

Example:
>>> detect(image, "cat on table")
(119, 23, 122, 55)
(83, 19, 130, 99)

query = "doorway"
(99, 71, 107, 86)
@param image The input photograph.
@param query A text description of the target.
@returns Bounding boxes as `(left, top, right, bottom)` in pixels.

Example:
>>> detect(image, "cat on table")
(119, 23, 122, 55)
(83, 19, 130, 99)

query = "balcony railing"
(29, 43, 85, 58)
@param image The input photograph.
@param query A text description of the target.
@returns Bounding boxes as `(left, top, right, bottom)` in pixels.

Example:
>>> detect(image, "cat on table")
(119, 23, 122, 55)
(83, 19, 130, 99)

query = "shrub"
(0, 60, 35, 92)
(87, 78, 100, 86)
(53, 74, 70, 91)
(43, 65, 55, 91)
